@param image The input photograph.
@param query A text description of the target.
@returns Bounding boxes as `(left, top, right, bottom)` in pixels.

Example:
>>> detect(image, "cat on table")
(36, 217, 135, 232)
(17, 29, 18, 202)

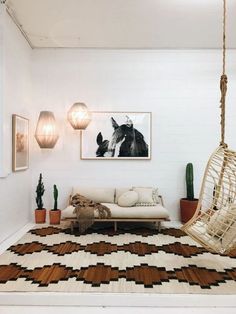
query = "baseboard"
(163, 220, 182, 228)
(0, 222, 34, 254)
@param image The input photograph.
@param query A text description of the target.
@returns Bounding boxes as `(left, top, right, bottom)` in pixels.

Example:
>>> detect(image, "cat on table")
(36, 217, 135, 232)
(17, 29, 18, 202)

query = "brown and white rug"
(0, 222, 236, 294)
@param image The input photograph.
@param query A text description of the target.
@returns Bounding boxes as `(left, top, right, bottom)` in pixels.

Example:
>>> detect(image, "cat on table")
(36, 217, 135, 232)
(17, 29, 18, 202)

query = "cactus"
(36, 173, 45, 209)
(186, 163, 194, 200)
(53, 184, 58, 210)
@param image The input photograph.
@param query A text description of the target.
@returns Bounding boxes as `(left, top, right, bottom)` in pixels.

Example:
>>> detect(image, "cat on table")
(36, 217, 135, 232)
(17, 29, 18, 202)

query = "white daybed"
(62, 187, 170, 232)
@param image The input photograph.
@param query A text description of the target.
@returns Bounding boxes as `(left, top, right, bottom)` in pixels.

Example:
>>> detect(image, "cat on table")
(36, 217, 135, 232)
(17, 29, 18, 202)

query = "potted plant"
(35, 173, 46, 223)
(49, 185, 61, 225)
(180, 163, 199, 223)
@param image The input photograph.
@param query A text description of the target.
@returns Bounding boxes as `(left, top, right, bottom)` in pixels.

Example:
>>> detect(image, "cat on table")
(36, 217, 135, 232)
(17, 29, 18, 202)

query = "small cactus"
(36, 173, 45, 209)
(186, 163, 194, 200)
(53, 184, 58, 210)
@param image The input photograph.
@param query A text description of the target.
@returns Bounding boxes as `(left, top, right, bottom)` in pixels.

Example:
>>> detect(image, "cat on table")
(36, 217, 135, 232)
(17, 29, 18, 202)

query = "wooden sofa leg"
(70, 221, 74, 234)
(114, 221, 117, 232)
(157, 221, 161, 232)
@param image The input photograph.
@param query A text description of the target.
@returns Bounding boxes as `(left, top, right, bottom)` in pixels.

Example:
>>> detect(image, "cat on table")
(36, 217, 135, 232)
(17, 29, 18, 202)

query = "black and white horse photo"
(96, 116, 149, 158)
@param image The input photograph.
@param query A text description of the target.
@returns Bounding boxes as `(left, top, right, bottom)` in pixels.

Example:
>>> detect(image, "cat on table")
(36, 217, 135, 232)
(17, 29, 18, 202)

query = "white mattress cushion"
(207, 205, 236, 236)
(188, 221, 222, 251)
(101, 203, 169, 219)
(61, 205, 75, 219)
(222, 221, 236, 249)
(189, 219, 236, 253)
(62, 203, 169, 220)
(72, 187, 115, 203)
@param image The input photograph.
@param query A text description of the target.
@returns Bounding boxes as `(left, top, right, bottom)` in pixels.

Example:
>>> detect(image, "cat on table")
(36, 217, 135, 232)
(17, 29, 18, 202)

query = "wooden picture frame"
(12, 114, 29, 172)
(80, 111, 151, 160)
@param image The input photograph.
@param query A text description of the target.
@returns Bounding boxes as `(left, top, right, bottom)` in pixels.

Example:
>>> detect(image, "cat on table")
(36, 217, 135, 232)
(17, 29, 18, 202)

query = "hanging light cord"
(220, 0, 228, 147)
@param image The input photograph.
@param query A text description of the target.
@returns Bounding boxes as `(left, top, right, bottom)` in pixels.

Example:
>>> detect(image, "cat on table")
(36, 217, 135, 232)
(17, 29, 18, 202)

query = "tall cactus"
(36, 173, 45, 209)
(53, 184, 58, 210)
(186, 163, 194, 200)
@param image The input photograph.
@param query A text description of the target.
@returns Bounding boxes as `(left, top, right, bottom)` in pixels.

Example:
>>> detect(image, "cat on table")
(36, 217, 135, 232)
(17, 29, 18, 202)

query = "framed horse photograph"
(80, 111, 151, 160)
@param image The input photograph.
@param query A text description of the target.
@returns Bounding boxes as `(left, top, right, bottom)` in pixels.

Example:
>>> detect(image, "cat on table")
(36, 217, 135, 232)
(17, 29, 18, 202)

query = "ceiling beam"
(4, 2, 34, 49)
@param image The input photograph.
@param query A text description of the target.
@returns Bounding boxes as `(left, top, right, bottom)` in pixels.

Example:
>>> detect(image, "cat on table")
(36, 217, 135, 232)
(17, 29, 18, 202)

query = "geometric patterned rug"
(0, 222, 236, 294)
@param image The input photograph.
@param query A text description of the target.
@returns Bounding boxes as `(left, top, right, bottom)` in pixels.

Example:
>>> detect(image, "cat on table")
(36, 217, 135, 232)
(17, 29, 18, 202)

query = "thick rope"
(220, 0, 227, 147)
(220, 74, 227, 147)
(222, 0, 226, 76)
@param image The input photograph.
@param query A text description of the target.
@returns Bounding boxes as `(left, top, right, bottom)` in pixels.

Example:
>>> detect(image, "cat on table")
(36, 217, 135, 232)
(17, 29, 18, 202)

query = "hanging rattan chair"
(182, 0, 236, 255)
(182, 146, 236, 254)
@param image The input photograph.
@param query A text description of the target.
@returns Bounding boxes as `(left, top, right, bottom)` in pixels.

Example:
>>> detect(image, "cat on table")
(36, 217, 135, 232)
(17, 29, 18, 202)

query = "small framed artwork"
(81, 111, 151, 160)
(12, 114, 29, 172)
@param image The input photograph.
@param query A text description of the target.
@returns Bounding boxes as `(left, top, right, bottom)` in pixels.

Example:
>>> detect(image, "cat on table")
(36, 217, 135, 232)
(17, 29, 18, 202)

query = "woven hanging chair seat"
(182, 146, 236, 254)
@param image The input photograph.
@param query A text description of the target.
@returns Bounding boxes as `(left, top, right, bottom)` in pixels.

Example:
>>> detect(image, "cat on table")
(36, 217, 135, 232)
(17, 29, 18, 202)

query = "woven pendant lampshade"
(35, 111, 59, 149)
(67, 102, 91, 130)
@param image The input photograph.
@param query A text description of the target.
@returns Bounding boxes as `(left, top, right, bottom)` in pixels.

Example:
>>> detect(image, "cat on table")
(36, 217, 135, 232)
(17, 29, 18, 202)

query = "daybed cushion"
(62, 203, 169, 220)
(188, 221, 222, 251)
(117, 191, 139, 207)
(222, 221, 236, 249)
(102, 203, 169, 219)
(72, 187, 115, 204)
(62, 205, 76, 219)
(207, 205, 236, 236)
(188, 219, 236, 252)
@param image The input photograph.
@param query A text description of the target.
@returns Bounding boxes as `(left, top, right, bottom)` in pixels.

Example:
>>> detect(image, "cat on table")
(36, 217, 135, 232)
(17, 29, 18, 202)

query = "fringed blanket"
(71, 193, 111, 233)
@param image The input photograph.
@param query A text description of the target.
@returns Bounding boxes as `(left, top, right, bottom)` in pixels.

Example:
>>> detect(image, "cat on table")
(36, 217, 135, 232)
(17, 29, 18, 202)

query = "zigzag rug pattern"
(0, 223, 236, 293)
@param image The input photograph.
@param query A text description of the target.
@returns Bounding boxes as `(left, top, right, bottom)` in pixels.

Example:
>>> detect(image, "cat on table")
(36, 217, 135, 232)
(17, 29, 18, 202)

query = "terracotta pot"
(49, 210, 61, 225)
(180, 198, 198, 223)
(35, 209, 46, 224)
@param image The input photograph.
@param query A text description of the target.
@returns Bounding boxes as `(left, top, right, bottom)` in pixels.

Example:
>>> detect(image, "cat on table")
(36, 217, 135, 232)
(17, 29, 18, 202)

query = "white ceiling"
(5, 0, 236, 49)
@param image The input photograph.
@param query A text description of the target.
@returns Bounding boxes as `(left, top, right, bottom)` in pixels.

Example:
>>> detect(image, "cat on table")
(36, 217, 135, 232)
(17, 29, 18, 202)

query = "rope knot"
(220, 142, 228, 149)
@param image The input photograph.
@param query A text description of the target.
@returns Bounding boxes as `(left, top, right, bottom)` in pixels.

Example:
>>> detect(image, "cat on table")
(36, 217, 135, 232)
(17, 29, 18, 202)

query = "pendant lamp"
(35, 111, 59, 149)
(67, 102, 91, 130)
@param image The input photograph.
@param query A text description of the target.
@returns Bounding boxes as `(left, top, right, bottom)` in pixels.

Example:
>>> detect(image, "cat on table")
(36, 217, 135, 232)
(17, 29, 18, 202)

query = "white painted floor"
(0, 306, 235, 314)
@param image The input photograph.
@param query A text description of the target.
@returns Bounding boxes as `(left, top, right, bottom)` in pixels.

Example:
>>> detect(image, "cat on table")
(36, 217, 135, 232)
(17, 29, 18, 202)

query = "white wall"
(0, 7, 32, 242)
(31, 49, 236, 220)
(0, 14, 235, 224)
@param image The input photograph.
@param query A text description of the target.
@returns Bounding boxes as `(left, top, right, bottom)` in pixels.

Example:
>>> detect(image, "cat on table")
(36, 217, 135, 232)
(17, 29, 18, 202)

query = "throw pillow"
(118, 191, 139, 207)
(207, 204, 236, 236)
(152, 188, 159, 203)
(115, 188, 131, 203)
(132, 187, 156, 206)
(132, 186, 159, 205)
